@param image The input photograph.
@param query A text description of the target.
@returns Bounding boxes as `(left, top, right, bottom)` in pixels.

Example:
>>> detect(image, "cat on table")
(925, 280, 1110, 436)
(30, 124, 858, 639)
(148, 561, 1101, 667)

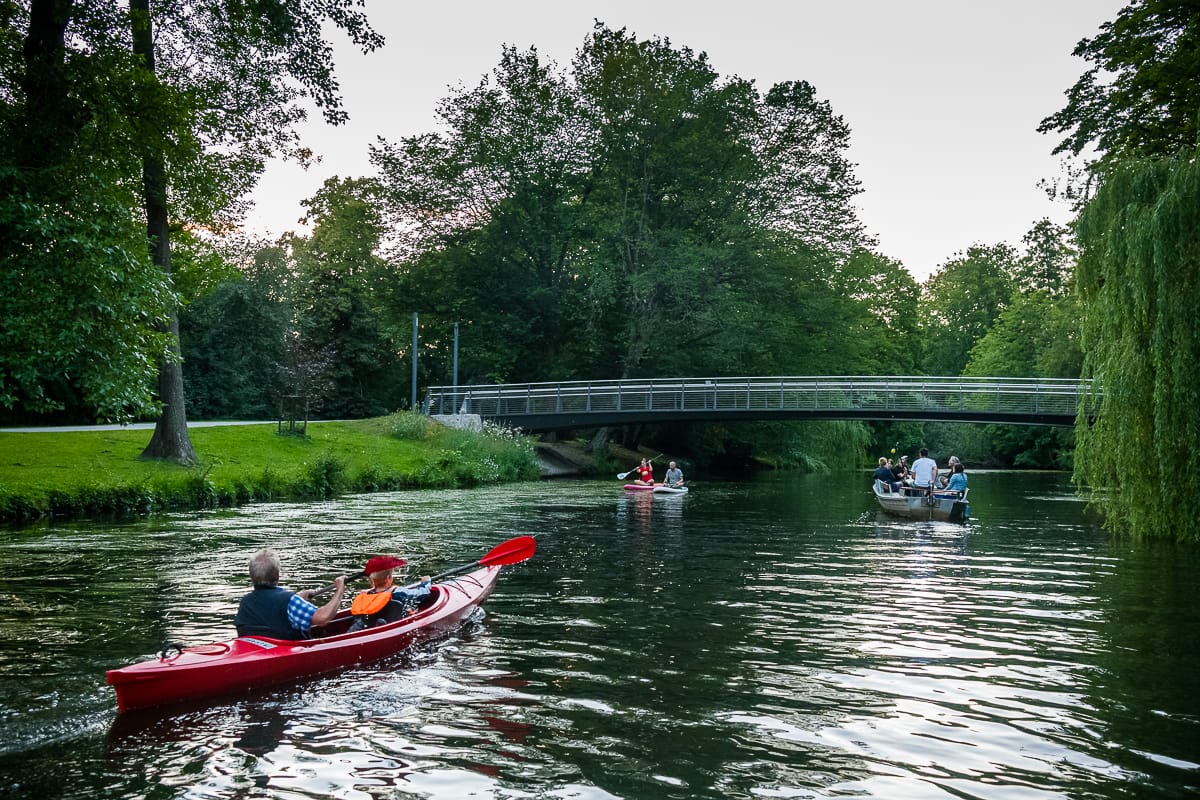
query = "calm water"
(0, 472, 1197, 799)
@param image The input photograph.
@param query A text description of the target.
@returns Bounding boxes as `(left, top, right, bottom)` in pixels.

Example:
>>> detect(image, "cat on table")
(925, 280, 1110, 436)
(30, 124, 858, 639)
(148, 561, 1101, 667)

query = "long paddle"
(617, 453, 661, 480)
(317, 535, 537, 594)
(427, 534, 537, 582)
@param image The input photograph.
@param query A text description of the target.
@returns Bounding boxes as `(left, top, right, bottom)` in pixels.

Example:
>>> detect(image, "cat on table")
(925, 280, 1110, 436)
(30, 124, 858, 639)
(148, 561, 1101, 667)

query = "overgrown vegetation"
(5, 3, 1199, 538)
(0, 413, 539, 525)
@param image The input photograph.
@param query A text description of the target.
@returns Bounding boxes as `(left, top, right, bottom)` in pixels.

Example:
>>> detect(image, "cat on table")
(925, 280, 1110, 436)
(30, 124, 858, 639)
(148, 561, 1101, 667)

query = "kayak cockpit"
(308, 582, 445, 639)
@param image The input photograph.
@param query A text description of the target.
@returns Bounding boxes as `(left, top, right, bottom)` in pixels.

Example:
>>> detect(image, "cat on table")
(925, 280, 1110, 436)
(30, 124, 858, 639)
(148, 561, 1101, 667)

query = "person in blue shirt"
(662, 461, 685, 488)
(945, 462, 968, 494)
(235, 548, 346, 640)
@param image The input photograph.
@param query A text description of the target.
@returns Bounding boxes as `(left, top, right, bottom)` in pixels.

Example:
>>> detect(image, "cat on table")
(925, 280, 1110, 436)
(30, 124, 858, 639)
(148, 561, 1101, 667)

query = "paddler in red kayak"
(347, 555, 432, 632)
(235, 548, 346, 640)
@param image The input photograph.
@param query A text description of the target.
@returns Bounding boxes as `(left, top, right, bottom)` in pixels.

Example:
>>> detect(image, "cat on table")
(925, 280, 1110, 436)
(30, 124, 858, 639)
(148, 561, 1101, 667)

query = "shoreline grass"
(0, 412, 540, 525)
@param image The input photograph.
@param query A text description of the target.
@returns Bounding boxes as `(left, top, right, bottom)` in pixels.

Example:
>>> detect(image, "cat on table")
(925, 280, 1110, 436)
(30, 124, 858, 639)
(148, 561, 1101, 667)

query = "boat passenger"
(633, 458, 655, 485)
(939, 455, 961, 488)
(235, 548, 346, 640)
(945, 463, 968, 494)
(348, 556, 432, 632)
(910, 448, 938, 489)
(873, 457, 899, 492)
(891, 455, 909, 483)
(663, 460, 685, 488)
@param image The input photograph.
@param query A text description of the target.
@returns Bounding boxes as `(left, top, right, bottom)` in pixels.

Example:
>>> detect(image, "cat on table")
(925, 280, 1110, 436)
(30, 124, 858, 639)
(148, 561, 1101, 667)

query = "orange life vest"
(350, 585, 395, 616)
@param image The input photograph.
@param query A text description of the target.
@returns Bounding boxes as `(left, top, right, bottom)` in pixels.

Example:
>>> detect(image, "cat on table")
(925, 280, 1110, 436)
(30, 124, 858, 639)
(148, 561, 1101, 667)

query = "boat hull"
(623, 483, 655, 491)
(873, 480, 968, 523)
(107, 565, 501, 713)
(652, 485, 688, 494)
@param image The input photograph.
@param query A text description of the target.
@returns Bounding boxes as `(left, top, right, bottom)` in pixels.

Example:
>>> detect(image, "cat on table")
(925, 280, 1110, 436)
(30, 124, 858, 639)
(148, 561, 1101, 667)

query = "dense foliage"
(3, 10, 1106, 476)
(1039, 0, 1200, 173)
(1073, 152, 1200, 541)
(0, 0, 382, 456)
(1036, 0, 1200, 540)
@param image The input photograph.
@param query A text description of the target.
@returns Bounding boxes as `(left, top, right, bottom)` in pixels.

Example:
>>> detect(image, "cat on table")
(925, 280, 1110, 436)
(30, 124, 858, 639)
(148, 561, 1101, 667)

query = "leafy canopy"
(1039, 0, 1200, 176)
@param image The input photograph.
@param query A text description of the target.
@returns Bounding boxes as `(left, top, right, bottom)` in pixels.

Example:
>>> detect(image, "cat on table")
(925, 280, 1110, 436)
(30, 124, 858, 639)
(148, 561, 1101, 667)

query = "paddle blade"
(478, 535, 537, 567)
(617, 471, 630, 479)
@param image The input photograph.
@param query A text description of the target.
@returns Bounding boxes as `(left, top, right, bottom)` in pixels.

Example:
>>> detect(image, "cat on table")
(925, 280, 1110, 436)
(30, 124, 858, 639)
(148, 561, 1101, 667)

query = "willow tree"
(1073, 152, 1200, 541)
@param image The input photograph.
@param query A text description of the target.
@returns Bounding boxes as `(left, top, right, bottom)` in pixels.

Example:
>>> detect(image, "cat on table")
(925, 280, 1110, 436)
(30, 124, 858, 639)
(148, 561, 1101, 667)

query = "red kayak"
(108, 565, 501, 713)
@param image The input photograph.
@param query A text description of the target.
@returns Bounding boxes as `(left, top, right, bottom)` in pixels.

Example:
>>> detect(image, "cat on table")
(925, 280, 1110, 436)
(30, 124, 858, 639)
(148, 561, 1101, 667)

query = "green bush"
(389, 410, 439, 441)
(303, 454, 349, 499)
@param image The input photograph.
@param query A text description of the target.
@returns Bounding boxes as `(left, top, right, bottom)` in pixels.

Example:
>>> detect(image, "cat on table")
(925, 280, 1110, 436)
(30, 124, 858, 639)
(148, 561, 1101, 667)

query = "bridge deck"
(424, 376, 1094, 432)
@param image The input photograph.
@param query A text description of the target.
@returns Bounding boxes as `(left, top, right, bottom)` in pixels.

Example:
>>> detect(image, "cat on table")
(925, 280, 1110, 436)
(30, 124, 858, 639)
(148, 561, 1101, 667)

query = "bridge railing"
(424, 376, 1094, 420)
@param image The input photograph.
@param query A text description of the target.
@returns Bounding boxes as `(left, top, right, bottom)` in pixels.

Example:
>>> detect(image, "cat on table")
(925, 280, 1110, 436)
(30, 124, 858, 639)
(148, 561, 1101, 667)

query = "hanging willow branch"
(1074, 150, 1200, 542)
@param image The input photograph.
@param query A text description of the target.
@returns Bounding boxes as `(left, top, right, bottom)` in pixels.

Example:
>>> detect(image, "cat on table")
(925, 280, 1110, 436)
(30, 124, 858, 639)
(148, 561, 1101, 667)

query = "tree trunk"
(131, 0, 196, 465)
(17, 0, 82, 169)
(587, 426, 611, 454)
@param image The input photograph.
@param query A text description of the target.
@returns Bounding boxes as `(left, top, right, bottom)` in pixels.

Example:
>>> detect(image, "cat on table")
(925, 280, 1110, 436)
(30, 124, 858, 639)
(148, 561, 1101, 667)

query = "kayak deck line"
(237, 638, 275, 650)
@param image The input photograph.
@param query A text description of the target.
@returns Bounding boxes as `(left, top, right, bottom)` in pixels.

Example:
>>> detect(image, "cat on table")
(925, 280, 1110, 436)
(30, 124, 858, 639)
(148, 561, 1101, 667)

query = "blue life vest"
(235, 585, 304, 640)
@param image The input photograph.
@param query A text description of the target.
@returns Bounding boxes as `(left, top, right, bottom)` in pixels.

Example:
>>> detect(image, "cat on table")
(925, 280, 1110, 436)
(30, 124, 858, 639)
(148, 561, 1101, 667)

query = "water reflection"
(1, 475, 1198, 799)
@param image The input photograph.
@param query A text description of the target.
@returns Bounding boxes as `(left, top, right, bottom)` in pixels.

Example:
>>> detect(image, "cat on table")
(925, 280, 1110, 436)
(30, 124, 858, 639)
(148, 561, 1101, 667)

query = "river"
(0, 471, 1197, 799)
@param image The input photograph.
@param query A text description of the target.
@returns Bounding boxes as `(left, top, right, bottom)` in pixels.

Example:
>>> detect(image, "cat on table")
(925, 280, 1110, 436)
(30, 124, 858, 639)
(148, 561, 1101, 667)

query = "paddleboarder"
(632, 458, 655, 486)
(663, 460, 685, 488)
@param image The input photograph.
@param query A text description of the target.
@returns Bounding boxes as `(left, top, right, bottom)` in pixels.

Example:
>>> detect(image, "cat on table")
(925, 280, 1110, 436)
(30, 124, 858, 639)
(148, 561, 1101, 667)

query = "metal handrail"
(424, 376, 1096, 420)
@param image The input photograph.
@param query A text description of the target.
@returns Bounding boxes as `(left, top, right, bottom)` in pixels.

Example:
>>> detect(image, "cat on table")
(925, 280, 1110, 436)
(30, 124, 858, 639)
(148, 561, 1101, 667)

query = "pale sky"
(244, 0, 1125, 281)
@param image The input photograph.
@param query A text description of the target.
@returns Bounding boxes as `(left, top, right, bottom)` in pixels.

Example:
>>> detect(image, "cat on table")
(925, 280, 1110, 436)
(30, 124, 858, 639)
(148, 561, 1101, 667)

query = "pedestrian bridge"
(423, 376, 1095, 433)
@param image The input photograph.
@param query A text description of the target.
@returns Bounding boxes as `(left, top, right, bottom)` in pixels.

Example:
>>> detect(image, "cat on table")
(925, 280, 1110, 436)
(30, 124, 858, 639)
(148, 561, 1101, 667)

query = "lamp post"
(411, 311, 418, 410)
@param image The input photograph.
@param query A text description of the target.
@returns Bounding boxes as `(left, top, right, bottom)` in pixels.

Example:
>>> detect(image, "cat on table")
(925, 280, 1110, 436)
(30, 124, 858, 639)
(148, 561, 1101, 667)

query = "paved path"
(0, 421, 276, 433)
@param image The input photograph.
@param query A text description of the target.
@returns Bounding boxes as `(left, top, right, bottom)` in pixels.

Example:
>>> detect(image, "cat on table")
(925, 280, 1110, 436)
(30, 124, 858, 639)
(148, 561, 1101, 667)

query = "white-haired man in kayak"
(347, 555, 432, 632)
(235, 548, 345, 640)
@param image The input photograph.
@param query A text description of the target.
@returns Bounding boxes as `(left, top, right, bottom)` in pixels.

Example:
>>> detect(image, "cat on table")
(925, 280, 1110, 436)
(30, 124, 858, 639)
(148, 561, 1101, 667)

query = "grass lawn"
(0, 414, 540, 523)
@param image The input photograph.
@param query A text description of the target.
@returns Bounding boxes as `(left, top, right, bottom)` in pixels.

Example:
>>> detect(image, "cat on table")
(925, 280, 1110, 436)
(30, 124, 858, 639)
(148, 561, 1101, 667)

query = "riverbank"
(0, 412, 550, 525)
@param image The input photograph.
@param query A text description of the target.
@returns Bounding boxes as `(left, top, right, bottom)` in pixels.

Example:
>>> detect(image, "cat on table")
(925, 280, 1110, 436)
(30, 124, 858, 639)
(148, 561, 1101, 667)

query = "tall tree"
(920, 244, 1017, 376)
(371, 44, 595, 382)
(1073, 152, 1200, 541)
(1, 1, 174, 423)
(129, 0, 195, 461)
(1038, 0, 1200, 177)
(292, 177, 402, 417)
(1040, 1, 1200, 539)
(1, 0, 383, 456)
(571, 25, 764, 380)
(370, 22, 876, 458)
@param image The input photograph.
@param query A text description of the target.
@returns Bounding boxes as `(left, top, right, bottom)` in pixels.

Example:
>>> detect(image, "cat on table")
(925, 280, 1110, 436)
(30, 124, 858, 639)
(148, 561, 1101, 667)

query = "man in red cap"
(347, 555, 431, 632)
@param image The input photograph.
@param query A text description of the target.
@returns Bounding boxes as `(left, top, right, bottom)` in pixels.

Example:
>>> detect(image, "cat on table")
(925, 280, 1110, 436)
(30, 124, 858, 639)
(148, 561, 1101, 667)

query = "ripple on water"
(1, 475, 1198, 799)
